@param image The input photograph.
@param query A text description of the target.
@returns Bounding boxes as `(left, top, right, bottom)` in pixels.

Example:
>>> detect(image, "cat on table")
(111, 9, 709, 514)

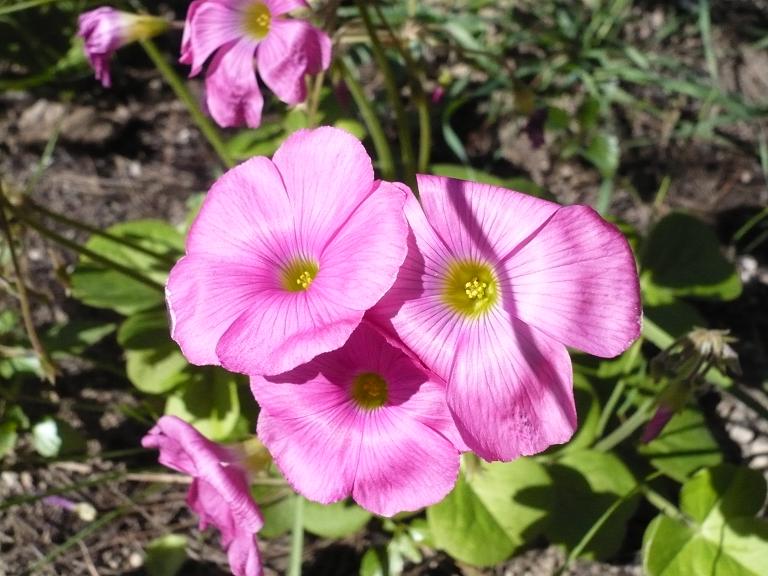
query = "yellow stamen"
(464, 277, 488, 300)
(281, 259, 319, 292)
(443, 260, 498, 317)
(351, 372, 388, 410)
(296, 271, 313, 289)
(243, 2, 271, 39)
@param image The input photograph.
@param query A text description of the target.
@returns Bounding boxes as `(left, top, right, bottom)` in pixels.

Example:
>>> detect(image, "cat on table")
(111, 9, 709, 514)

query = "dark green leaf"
(428, 456, 551, 566)
(641, 212, 741, 303)
(545, 450, 638, 560)
(639, 408, 722, 483)
(71, 220, 183, 315)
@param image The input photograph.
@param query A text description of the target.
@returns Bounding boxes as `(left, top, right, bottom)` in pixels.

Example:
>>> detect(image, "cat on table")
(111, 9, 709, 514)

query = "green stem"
(595, 377, 627, 439)
(24, 199, 177, 265)
(337, 58, 396, 180)
(641, 484, 688, 524)
(593, 398, 654, 452)
(140, 39, 235, 169)
(7, 205, 165, 293)
(356, 0, 416, 188)
(289, 496, 305, 576)
(556, 471, 665, 575)
(371, 2, 431, 175)
(29, 507, 130, 573)
(0, 471, 126, 513)
(0, 190, 57, 382)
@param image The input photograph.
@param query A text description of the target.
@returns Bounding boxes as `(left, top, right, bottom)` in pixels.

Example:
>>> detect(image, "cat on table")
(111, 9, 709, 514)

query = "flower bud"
(78, 7, 168, 87)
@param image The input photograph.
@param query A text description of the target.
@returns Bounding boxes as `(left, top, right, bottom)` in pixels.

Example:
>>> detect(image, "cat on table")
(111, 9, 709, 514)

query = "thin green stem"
(337, 58, 396, 180)
(23, 198, 177, 265)
(371, 2, 431, 175)
(595, 377, 627, 439)
(356, 0, 416, 188)
(641, 484, 688, 524)
(140, 39, 235, 169)
(593, 398, 654, 452)
(0, 471, 125, 513)
(289, 495, 305, 576)
(7, 205, 165, 293)
(0, 0, 59, 16)
(556, 471, 664, 575)
(29, 507, 130, 573)
(0, 189, 56, 382)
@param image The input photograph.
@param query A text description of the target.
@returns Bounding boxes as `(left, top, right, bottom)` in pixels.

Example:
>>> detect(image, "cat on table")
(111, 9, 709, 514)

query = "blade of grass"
(356, 0, 416, 188)
(140, 39, 234, 169)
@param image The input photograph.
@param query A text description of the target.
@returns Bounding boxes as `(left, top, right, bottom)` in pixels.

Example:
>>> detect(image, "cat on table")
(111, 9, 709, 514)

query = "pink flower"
(180, 0, 331, 128)
(251, 322, 465, 517)
(142, 416, 263, 576)
(166, 127, 409, 376)
(370, 176, 642, 462)
(78, 8, 167, 87)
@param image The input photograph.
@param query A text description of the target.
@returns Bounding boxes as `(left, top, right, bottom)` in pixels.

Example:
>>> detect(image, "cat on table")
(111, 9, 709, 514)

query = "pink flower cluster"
(78, 1, 330, 128)
(142, 126, 641, 575)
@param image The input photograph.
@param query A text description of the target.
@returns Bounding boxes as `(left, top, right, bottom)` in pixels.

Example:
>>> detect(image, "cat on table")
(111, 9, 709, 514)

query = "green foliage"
(164, 368, 242, 442)
(428, 456, 551, 566)
(643, 465, 768, 576)
(544, 450, 639, 560)
(119, 309, 188, 395)
(638, 408, 722, 482)
(257, 490, 371, 539)
(641, 212, 742, 304)
(71, 219, 182, 315)
(144, 534, 188, 576)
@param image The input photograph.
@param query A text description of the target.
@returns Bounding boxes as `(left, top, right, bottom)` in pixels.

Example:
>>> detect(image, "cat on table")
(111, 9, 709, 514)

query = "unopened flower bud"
(78, 8, 168, 87)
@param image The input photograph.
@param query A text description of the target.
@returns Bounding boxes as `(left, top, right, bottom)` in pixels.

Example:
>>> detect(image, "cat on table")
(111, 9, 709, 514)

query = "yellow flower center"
(442, 260, 499, 317)
(351, 372, 388, 410)
(243, 2, 271, 39)
(281, 259, 319, 292)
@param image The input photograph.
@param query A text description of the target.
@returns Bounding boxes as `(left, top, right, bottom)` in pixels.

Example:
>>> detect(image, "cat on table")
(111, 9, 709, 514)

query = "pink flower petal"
(315, 180, 408, 311)
(215, 289, 362, 375)
(181, 0, 243, 76)
(415, 174, 560, 263)
(142, 416, 263, 576)
(501, 205, 642, 357)
(166, 256, 275, 366)
(205, 38, 263, 128)
(448, 311, 577, 461)
(254, 377, 361, 504)
(352, 409, 460, 516)
(271, 127, 375, 255)
(252, 322, 462, 516)
(185, 156, 293, 260)
(368, 192, 464, 379)
(257, 18, 332, 104)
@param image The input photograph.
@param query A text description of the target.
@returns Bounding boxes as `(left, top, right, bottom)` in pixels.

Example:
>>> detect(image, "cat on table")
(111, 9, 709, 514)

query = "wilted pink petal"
(252, 322, 464, 517)
(181, 0, 331, 128)
(78, 7, 167, 87)
(370, 176, 641, 461)
(142, 416, 263, 576)
(167, 127, 408, 375)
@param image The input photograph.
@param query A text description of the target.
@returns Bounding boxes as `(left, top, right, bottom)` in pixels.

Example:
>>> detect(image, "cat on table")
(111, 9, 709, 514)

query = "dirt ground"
(2, 2, 768, 575)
